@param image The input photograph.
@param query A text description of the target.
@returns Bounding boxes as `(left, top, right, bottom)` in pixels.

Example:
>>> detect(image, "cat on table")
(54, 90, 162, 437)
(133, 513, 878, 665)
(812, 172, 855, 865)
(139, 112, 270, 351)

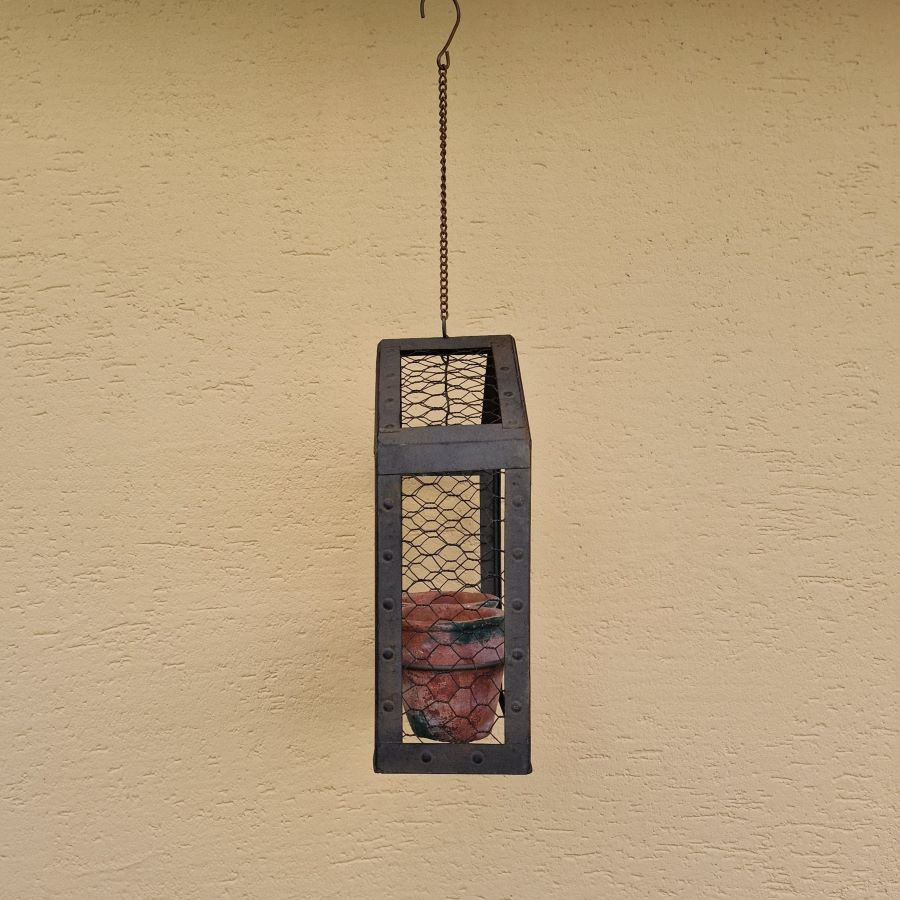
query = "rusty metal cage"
(374, 335, 531, 774)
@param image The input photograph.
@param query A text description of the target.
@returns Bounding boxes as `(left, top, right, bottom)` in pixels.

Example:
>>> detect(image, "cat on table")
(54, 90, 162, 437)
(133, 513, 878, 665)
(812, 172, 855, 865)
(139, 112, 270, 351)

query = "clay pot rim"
(402, 590, 500, 607)
(401, 603, 504, 633)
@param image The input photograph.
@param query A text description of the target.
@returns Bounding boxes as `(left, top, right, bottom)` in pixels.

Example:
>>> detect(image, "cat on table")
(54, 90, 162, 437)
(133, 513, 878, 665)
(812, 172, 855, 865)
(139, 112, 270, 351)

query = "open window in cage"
(374, 335, 531, 774)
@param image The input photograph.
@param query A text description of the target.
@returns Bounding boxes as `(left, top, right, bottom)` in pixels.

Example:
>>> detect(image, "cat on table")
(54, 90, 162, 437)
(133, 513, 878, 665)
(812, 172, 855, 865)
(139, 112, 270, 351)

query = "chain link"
(438, 60, 449, 338)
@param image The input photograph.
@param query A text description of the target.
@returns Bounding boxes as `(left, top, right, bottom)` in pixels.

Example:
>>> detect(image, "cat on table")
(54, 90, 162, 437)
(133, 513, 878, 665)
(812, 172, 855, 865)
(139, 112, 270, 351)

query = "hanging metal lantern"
(374, 336, 531, 773)
(373, 1, 531, 774)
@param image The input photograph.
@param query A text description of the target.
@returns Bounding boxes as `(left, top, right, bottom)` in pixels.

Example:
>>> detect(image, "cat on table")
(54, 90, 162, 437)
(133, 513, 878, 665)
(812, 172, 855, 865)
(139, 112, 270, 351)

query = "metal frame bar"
(374, 473, 403, 751)
(478, 470, 502, 600)
(479, 352, 502, 599)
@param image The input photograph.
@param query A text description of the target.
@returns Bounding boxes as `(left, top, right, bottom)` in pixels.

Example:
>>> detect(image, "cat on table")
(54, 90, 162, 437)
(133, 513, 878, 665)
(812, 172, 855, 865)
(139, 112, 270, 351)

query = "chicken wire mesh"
(400, 352, 502, 428)
(401, 471, 506, 744)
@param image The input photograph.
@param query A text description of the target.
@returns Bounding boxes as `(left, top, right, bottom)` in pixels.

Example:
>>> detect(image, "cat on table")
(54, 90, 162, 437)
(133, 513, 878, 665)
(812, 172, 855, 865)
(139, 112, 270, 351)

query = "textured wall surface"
(2, 1, 898, 897)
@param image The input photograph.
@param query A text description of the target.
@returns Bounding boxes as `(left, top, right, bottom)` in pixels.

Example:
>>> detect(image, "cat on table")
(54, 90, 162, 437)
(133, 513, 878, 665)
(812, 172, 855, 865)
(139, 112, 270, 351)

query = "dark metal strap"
(438, 60, 449, 338)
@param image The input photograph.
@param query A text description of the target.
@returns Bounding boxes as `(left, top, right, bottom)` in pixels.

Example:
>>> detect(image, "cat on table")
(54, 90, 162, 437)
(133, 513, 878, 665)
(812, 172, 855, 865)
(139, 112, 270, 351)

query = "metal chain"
(437, 59, 449, 338)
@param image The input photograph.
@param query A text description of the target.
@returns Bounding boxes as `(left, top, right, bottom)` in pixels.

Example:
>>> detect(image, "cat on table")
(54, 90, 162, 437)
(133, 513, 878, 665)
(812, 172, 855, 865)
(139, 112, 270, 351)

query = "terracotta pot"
(401, 590, 505, 743)
(402, 664, 503, 743)
(401, 603, 504, 668)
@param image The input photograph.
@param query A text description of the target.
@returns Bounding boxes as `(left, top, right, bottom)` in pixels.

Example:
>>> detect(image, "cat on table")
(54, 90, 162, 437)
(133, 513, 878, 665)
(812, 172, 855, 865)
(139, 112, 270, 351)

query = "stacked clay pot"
(401, 590, 504, 743)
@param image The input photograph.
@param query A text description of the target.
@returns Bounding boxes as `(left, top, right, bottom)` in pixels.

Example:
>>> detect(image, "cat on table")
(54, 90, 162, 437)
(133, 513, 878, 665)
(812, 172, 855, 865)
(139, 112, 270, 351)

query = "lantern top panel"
(375, 335, 530, 475)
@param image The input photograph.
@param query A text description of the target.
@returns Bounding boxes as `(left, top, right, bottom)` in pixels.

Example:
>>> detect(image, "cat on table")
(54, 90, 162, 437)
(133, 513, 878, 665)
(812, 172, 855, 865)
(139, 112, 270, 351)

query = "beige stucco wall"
(2, 1, 898, 896)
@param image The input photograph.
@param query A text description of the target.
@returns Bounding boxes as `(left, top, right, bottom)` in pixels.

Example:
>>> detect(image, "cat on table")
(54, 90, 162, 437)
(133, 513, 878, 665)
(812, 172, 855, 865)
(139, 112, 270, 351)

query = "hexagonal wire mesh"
(400, 352, 502, 427)
(401, 471, 506, 744)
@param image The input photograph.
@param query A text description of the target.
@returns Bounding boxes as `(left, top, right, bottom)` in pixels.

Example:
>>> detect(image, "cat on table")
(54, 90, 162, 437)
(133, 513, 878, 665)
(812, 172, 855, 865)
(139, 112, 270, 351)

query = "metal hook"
(420, 0, 460, 68)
